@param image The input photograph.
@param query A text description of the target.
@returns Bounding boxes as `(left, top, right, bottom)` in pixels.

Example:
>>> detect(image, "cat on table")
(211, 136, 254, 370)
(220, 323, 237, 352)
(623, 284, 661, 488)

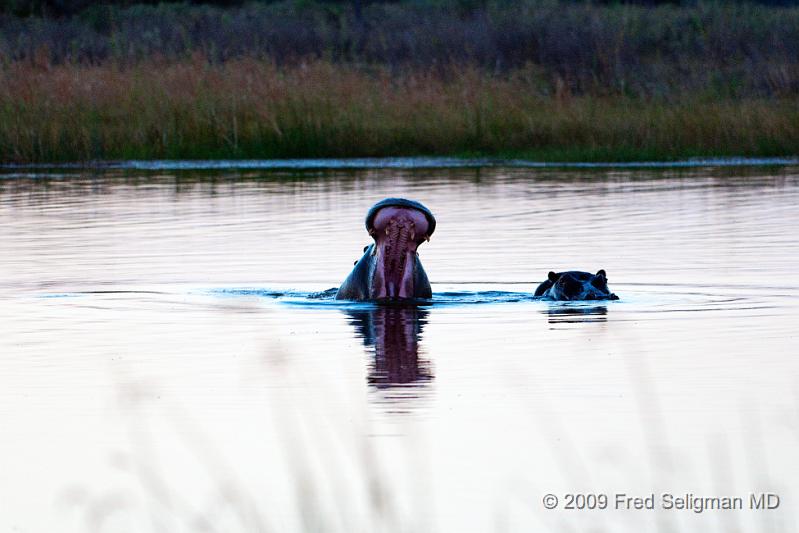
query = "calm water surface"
(1, 165, 798, 533)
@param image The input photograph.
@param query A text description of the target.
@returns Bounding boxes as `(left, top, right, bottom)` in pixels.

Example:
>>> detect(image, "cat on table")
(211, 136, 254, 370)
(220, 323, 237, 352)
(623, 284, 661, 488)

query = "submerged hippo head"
(336, 198, 435, 301)
(534, 270, 619, 301)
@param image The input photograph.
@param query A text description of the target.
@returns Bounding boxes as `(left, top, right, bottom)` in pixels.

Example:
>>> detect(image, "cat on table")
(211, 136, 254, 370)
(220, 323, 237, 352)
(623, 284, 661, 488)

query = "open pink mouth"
(369, 206, 431, 299)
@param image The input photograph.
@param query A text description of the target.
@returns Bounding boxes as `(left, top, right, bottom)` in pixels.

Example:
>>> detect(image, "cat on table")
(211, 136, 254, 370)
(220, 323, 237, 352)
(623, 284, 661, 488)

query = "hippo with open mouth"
(336, 198, 435, 301)
(534, 270, 619, 301)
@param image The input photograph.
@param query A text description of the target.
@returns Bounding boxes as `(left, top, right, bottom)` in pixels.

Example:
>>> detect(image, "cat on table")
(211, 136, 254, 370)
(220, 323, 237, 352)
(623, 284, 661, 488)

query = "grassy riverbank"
(2, 59, 798, 163)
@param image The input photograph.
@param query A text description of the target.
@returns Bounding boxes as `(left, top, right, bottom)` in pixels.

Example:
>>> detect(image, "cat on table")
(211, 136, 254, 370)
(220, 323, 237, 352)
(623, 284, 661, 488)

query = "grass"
(2, 58, 798, 163)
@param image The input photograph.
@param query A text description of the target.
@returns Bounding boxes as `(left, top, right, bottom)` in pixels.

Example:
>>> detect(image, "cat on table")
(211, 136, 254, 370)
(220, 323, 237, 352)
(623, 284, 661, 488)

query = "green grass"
(2, 59, 798, 163)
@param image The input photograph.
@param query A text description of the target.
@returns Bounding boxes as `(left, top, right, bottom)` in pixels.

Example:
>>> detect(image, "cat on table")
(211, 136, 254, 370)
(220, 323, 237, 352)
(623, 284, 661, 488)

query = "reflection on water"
(1, 164, 799, 533)
(545, 304, 608, 324)
(347, 305, 433, 390)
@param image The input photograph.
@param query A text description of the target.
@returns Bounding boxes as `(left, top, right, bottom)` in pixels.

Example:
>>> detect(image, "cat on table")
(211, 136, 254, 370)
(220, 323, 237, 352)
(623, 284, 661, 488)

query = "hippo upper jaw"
(365, 198, 436, 238)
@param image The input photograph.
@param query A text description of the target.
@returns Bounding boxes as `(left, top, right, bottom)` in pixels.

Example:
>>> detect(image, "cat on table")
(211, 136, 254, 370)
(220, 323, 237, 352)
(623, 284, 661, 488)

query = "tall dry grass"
(2, 58, 799, 162)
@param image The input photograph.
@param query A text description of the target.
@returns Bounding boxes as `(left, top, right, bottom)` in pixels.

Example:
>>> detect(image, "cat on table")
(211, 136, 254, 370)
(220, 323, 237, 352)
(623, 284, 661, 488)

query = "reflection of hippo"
(546, 305, 608, 323)
(345, 305, 433, 389)
(534, 270, 619, 301)
(336, 198, 435, 301)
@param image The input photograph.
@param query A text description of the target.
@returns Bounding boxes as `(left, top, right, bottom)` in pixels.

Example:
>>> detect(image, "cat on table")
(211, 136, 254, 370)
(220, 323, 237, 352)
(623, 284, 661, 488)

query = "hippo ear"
(548, 271, 560, 282)
(596, 269, 607, 279)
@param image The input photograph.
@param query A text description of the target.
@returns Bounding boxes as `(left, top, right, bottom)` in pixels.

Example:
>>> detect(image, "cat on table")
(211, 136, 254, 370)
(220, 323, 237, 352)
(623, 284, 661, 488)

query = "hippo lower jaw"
(371, 242, 419, 299)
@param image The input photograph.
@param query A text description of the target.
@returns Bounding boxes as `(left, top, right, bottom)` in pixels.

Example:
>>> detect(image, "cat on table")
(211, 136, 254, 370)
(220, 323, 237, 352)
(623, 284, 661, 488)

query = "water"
(1, 164, 798, 532)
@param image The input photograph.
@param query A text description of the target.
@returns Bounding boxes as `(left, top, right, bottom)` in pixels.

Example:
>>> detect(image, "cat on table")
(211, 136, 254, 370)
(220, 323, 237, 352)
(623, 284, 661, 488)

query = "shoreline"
(3, 156, 799, 172)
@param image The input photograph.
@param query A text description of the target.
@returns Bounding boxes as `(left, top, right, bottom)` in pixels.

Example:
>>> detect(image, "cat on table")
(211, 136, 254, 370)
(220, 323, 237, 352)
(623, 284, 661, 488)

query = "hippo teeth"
(373, 216, 419, 298)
